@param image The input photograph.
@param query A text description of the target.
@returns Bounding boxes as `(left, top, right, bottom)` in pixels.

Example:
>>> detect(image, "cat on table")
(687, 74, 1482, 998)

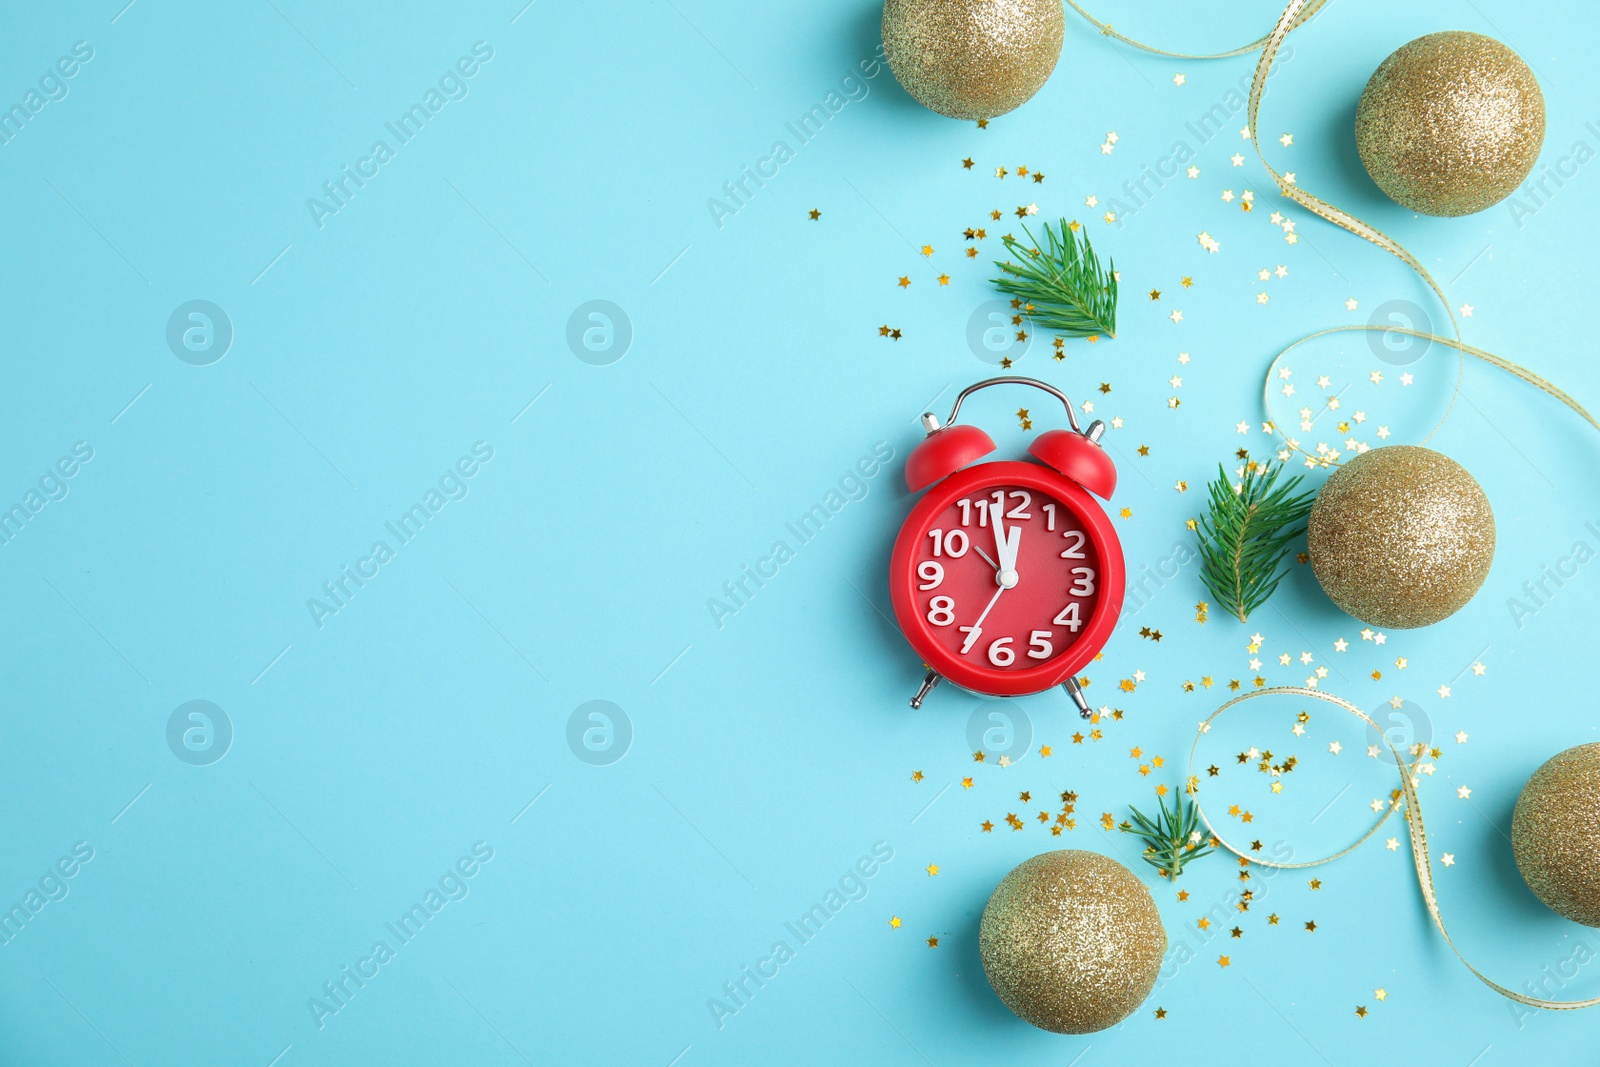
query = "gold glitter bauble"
(1354, 31, 1544, 216)
(1513, 745, 1600, 926)
(1307, 445, 1494, 628)
(882, 0, 1063, 120)
(978, 850, 1165, 1034)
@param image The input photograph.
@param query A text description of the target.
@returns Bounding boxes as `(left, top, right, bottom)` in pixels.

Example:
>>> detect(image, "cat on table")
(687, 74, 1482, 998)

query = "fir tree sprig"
(991, 218, 1117, 338)
(1119, 787, 1217, 880)
(1195, 459, 1316, 623)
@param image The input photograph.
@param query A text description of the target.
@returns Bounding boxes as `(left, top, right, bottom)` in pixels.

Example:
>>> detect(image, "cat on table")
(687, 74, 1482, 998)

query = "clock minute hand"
(991, 500, 1021, 587)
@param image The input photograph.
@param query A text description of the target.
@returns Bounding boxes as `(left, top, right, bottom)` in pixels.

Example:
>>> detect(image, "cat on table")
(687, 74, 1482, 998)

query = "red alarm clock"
(889, 377, 1125, 716)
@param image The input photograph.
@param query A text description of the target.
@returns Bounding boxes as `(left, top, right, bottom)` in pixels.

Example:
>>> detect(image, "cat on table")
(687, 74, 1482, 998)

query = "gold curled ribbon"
(1066, 0, 1599, 457)
(1062, 0, 1330, 60)
(1067, 0, 1600, 1010)
(1193, 687, 1600, 1010)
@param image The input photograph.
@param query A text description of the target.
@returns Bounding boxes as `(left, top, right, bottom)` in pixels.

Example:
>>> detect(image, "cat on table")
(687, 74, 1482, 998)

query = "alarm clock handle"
(941, 375, 1085, 434)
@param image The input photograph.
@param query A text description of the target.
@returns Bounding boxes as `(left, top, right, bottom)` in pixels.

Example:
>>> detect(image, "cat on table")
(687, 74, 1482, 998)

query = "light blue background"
(1, 0, 1597, 1063)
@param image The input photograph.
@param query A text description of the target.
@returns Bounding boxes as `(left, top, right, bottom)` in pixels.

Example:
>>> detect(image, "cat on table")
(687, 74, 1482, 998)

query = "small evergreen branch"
(1119, 788, 1217, 880)
(991, 219, 1117, 338)
(1195, 459, 1315, 623)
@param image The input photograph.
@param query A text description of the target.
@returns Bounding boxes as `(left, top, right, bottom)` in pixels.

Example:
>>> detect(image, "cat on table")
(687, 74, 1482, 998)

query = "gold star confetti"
(911, 770, 924, 782)
(1375, 988, 1387, 1001)
(962, 158, 974, 170)
(897, 276, 910, 288)
(1355, 1005, 1368, 1018)
(926, 863, 939, 876)
(927, 936, 939, 947)
(889, 916, 901, 928)
(808, 208, 820, 220)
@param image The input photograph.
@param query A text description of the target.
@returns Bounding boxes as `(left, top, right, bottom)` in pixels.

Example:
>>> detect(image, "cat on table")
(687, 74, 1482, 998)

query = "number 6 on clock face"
(890, 461, 1124, 698)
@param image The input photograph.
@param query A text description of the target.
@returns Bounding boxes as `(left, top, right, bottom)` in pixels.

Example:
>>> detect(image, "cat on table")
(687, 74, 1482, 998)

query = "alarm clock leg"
(1063, 677, 1093, 720)
(909, 669, 942, 710)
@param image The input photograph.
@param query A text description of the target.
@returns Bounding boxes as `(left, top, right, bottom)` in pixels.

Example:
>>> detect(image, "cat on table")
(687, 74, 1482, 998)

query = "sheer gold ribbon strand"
(1066, 0, 1599, 453)
(1193, 688, 1600, 1010)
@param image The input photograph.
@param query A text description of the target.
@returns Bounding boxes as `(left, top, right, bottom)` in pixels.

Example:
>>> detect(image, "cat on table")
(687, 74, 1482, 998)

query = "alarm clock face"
(890, 462, 1124, 697)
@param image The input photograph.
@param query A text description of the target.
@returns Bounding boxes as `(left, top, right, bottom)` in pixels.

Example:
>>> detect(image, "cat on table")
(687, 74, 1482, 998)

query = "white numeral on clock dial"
(1027, 630, 1053, 660)
(987, 637, 1015, 666)
(1060, 529, 1086, 559)
(1069, 567, 1096, 597)
(1054, 602, 1082, 632)
(1042, 502, 1057, 531)
(927, 529, 969, 557)
(927, 596, 955, 626)
(916, 560, 944, 590)
(958, 625, 982, 655)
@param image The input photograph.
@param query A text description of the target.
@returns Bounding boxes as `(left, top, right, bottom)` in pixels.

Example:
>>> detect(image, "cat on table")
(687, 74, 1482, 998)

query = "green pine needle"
(1195, 460, 1315, 623)
(1119, 787, 1217, 880)
(991, 219, 1117, 338)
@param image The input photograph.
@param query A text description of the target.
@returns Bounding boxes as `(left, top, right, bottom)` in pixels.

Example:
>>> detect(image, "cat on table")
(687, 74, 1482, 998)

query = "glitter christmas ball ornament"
(1513, 744, 1600, 927)
(1307, 445, 1493, 628)
(1354, 31, 1545, 216)
(882, 0, 1063, 120)
(978, 850, 1165, 1034)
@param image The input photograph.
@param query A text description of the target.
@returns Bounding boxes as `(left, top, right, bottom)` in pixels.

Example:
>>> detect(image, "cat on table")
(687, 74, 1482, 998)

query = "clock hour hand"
(990, 500, 1021, 589)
